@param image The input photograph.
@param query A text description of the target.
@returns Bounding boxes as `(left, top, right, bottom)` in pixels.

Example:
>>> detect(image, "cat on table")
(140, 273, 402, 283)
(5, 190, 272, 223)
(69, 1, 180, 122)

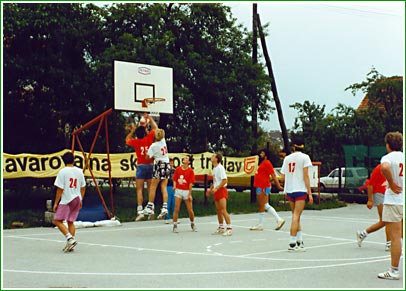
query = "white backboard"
(114, 61, 173, 114)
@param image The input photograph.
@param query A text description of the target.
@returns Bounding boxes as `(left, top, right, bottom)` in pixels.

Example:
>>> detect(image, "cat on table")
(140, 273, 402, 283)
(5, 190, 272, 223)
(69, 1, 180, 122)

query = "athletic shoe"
(142, 206, 154, 215)
(157, 207, 168, 220)
(249, 224, 264, 231)
(147, 213, 155, 220)
(63, 238, 77, 253)
(62, 241, 75, 253)
(378, 270, 400, 280)
(191, 223, 197, 232)
(275, 219, 285, 231)
(356, 231, 366, 247)
(173, 224, 178, 233)
(223, 229, 232, 236)
(164, 219, 170, 224)
(288, 243, 297, 252)
(296, 241, 306, 252)
(385, 242, 391, 252)
(135, 211, 145, 221)
(212, 227, 225, 235)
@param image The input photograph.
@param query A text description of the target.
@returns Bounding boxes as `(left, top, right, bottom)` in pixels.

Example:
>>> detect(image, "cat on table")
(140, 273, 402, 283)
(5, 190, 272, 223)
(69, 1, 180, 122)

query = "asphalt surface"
(2, 203, 404, 289)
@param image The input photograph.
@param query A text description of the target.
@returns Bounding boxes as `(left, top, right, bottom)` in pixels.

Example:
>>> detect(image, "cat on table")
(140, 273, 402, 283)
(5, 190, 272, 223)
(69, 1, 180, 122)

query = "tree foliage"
(3, 3, 274, 155)
(290, 69, 403, 174)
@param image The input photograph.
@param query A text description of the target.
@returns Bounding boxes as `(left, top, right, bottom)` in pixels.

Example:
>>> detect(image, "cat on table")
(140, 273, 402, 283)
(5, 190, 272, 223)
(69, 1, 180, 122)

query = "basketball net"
(140, 97, 165, 126)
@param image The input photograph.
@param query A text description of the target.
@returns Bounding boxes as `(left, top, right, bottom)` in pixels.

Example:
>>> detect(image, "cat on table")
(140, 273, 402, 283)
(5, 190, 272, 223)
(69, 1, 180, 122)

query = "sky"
(227, 1, 405, 131)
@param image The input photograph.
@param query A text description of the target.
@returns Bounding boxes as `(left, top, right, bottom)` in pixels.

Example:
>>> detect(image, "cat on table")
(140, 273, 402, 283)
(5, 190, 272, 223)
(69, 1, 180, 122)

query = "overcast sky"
(227, 1, 404, 131)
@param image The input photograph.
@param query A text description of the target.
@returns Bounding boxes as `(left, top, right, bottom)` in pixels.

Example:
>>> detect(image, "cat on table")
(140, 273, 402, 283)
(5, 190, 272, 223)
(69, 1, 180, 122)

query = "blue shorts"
(136, 164, 153, 179)
(256, 187, 271, 195)
(286, 192, 307, 202)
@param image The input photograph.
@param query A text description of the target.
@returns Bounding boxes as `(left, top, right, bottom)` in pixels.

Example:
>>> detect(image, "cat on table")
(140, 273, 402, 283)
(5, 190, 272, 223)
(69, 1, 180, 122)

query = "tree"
(3, 3, 105, 154)
(3, 3, 277, 156)
(346, 67, 403, 133)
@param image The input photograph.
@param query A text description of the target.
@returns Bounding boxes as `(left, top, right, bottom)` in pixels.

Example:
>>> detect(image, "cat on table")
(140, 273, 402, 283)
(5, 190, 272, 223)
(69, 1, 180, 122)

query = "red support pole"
(70, 108, 114, 220)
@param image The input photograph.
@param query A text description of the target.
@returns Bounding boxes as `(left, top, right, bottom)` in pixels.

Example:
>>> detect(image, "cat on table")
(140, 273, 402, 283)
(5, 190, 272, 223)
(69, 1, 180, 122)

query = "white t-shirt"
(147, 139, 170, 163)
(381, 151, 404, 205)
(213, 163, 227, 188)
(281, 151, 312, 193)
(54, 166, 86, 205)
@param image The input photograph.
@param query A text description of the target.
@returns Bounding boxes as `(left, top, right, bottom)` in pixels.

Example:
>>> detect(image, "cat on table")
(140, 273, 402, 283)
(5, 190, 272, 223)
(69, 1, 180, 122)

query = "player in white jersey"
(144, 128, 171, 219)
(280, 141, 313, 252)
(377, 132, 403, 280)
(206, 153, 232, 236)
(53, 152, 86, 252)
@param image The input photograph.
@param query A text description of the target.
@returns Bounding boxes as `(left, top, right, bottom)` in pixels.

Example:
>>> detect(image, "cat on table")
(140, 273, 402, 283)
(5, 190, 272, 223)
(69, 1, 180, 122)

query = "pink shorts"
(214, 187, 228, 201)
(54, 196, 81, 222)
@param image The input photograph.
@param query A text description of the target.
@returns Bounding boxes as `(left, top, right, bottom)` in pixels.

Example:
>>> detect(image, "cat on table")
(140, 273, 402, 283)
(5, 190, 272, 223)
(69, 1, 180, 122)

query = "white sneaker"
(135, 211, 145, 221)
(223, 229, 232, 236)
(249, 224, 263, 231)
(288, 243, 297, 252)
(142, 206, 154, 215)
(191, 223, 197, 232)
(173, 224, 179, 233)
(356, 231, 366, 247)
(385, 242, 391, 252)
(63, 238, 77, 253)
(296, 241, 306, 252)
(212, 227, 225, 235)
(157, 207, 168, 220)
(378, 270, 400, 280)
(275, 219, 285, 231)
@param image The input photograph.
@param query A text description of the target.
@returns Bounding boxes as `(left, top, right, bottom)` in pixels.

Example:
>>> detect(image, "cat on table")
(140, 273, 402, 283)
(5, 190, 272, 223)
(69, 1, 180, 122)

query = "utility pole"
(256, 13, 291, 155)
(250, 4, 258, 204)
(252, 3, 258, 154)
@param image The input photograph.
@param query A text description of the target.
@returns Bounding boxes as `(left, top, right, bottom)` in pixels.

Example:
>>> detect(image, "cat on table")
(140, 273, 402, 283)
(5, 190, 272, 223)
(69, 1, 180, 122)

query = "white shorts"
(175, 189, 190, 200)
(382, 204, 403, 223)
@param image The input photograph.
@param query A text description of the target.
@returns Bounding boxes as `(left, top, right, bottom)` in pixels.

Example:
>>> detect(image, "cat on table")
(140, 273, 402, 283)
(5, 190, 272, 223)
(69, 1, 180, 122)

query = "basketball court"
(2, 203, 403, 289)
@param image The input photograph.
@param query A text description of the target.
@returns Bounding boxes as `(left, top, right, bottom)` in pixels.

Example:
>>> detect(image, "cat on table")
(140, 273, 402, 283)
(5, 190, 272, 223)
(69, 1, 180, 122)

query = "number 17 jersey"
(281, 151, 312, 193)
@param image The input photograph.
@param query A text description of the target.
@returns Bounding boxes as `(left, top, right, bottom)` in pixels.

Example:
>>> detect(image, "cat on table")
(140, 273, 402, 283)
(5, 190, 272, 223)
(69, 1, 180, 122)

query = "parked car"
(319, 167, 368, 192)
(194, 167, 284, 193)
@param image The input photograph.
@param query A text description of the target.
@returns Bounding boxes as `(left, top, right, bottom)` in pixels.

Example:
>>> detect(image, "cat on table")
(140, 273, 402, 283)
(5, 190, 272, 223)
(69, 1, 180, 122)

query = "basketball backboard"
(114, 61, 173, 114)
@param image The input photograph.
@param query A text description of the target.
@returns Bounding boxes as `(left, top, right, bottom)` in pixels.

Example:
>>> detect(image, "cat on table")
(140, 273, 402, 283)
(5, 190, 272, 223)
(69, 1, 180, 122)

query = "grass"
(3, 186, 346, 229)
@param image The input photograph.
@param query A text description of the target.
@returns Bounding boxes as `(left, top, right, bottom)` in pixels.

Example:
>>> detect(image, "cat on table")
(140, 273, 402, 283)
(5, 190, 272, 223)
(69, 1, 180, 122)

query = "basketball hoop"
(141, 97, 166, 108)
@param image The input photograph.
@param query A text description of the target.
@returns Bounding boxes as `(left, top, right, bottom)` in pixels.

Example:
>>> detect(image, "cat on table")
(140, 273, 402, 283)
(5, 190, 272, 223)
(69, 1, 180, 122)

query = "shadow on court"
(2, 204, 403, 289)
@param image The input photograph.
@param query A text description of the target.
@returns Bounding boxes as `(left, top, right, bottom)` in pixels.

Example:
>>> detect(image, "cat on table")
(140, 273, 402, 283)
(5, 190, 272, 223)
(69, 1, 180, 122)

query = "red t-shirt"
(126, 130, 155, 165)
(254, 159, 275, 188)
(173, 166, 195, 190)
(369, 164, 386, 194)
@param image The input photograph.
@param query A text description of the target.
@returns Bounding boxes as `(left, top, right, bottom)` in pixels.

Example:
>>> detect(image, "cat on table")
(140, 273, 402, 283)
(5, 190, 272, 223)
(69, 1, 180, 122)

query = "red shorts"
(214, 187, 228, 201)
(54, 196, 81, 222)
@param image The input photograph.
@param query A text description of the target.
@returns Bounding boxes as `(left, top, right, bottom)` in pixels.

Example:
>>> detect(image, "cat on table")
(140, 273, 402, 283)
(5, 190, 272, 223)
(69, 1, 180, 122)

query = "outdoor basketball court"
(2, 203, 403, 289)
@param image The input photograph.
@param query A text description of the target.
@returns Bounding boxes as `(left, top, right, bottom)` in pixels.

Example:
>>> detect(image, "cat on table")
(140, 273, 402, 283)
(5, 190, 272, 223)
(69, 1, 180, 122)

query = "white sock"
(297, 231, 303, 242)
(258, 212, 265, 225)
(137, 205, 143, 212)
(65, 233, 72, 240)
(265, 203, 281, 222)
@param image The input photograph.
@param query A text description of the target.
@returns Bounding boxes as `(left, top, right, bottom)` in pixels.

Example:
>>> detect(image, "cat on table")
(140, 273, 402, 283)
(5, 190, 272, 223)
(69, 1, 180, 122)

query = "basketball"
(139, 116, 150, 127)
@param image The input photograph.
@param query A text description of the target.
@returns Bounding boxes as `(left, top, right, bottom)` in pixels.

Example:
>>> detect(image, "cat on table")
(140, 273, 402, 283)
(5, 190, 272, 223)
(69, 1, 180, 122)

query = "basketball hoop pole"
(71, 108, 115, 219)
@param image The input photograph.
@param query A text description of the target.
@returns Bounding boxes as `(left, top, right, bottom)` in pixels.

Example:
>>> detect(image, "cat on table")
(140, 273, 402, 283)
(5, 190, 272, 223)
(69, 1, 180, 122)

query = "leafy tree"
(346, 67, 403, 133)
(95, 3, 273, 154)
(3, 3, 277, 156)
(3, 3, 105, 154)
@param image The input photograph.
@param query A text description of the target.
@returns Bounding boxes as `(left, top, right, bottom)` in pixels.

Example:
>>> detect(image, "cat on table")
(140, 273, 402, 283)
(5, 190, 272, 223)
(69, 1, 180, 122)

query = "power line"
(319, 4, 403, 18)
